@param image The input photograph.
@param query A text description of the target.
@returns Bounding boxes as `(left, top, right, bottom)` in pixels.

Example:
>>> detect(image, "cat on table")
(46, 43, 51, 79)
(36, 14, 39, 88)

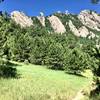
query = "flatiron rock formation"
(78, 10, 100, 31)
(11, 11, 33, 27)
(48, 15, 66, 34)
(68, 20, 95, 38)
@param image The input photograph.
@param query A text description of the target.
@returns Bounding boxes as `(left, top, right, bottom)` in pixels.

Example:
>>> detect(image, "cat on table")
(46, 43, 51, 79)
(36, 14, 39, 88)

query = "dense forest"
(0, 12, 98, 73)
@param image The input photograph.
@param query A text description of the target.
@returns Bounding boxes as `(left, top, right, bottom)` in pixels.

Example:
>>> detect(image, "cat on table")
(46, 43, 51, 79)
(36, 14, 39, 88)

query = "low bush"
(0, 58, 17, 78)
(24, 59, 29, 65)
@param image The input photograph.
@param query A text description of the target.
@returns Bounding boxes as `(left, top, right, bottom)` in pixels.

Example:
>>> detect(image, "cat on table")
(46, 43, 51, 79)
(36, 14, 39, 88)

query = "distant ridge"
(11, 10, 100, 38)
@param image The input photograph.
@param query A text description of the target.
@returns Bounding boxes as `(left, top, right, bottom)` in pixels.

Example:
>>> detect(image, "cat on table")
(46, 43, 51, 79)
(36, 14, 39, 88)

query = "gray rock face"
(78, 26, 91, 37)
(11, 11, 33, 27)
(78, 10, 100, 31)
(68, 20, 80, 37)
(68, 20, 95, 38)
(48, 15, 66, 34)
(10, 10, 100, 38)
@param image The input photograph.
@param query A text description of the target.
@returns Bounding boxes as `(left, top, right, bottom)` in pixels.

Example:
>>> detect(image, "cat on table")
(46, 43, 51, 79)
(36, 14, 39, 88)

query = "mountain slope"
(10, 10, 100, 38)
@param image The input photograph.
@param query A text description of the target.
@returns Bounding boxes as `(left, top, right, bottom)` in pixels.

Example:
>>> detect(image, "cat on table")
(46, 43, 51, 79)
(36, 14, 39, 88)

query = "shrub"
(0, 58, 17, 78)
(24, 59, 29, 65)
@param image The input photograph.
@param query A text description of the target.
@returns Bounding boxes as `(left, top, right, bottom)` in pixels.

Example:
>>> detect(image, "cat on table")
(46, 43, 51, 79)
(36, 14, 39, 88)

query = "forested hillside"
(0, 10, 100, 99)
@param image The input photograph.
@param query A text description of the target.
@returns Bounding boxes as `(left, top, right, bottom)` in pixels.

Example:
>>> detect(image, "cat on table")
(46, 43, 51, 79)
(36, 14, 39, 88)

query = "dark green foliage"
(90, 78, 100, 100)
(45, 17, 54, 32)
(91, 48, 100, 76)
(82, 40, 100, 99)
(46, 43, 65, 70)
(31, 17, 42, 28)
(29, 36, 47, 65)
(64, 48, 89, 74)
(81, 41, 100, 75)
(0, 58, 17, 78)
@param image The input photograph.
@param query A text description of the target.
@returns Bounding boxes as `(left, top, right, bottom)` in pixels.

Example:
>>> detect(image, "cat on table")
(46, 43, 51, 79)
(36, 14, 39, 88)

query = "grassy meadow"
(0, 61, 93, 100)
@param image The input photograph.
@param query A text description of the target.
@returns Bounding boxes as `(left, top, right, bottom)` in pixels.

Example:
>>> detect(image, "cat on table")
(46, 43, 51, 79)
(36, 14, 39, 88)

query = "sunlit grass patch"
(0, 62, 93, 100)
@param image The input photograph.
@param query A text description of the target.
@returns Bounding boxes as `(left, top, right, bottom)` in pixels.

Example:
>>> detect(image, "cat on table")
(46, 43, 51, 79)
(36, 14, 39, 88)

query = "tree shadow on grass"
(65, 72, 86, 78)
(0, 61, 21, 79)
(7, 62, 18, 67)
(7, 61, 22, 67)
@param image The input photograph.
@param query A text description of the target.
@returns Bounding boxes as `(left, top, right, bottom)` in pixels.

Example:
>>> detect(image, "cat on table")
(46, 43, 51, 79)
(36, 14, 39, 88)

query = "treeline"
(0, 13, 100, 75)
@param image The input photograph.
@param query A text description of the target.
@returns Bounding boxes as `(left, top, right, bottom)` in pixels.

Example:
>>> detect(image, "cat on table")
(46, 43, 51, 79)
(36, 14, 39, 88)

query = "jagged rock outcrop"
(68, 20, 80, 37)
(48, 15, 66, 34)
(79, 26, 91, 37)
(10, 10, 100, 38)
(37, 12, 45, 27)
(78, 10, 100, 31)
(11, 11, 33, 27)
(68, 20, 95, 38)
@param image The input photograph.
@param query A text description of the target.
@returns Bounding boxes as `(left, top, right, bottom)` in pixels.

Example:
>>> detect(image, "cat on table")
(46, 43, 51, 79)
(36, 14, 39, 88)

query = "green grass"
(0, 61, 93, 100)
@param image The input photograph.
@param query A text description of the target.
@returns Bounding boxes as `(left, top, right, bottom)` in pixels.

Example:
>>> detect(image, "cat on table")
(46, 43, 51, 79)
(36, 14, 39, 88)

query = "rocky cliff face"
(68, 20, 96, 38)
(48, 15, 66, 33)
(11, 11, 33, 27)
(78, 10, 100, 31)
(11, 10, 100, 38)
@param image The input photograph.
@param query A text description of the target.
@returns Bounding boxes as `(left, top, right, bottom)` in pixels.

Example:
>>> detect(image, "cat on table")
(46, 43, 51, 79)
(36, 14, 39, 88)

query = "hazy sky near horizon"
(0, 0, 100, 16)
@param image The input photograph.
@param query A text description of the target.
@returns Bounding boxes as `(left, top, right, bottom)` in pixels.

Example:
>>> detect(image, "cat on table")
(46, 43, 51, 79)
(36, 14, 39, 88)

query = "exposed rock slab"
(48, 15, 66, 33)
(78, 10, 100, 31)
(68, 20, 80, 36)
(68, 20, 95, 38)
(11, 11, 33, 27)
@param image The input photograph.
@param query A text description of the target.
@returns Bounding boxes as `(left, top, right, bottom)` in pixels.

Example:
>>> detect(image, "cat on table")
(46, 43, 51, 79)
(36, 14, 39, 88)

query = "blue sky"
(0, 0, 100, 16)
